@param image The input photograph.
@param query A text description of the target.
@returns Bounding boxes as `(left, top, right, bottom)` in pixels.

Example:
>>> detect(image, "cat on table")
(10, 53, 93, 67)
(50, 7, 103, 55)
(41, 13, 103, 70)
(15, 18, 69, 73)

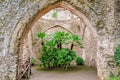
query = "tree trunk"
(57, 41, 62, 49)
(60, 42, 62, 49)
(41, 41, 44, 46)
(70, 44, 74, 50)
(57, 44, 60, 48)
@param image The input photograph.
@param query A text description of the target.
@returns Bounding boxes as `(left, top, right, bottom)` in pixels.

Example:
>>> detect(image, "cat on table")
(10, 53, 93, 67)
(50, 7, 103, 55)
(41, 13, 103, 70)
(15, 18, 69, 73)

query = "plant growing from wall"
(37, 31, 83, 70)
(114, 44, 120, 66)
(52, 10, 57, 18)
(114, 44, 120, 79)
(112, 44, 120, 79)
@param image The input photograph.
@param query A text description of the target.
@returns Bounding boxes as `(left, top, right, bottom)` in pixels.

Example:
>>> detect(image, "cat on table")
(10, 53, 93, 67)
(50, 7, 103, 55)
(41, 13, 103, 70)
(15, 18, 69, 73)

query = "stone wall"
(115, 0, 120, 45)
(0, 0, 119, 80)
(0, 55, 17, 80)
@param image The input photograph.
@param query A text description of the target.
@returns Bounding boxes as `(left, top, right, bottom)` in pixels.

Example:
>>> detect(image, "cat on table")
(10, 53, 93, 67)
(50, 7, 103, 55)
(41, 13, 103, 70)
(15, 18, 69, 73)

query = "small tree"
(69, 34, 83, 50)
(52, 31, 70, 49)
(37, 32, 46, 46)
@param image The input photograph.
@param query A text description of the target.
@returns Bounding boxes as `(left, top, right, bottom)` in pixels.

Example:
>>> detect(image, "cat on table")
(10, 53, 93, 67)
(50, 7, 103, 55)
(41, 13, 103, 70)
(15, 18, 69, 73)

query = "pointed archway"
(9, 1, 98, 58)
(9, 1, 100, 80)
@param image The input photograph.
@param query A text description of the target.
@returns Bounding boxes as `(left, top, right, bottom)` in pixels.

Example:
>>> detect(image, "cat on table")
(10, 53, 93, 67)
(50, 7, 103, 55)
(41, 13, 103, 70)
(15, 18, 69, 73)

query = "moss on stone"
(77, 0, 85, 4)
(0, 0, 5, 2)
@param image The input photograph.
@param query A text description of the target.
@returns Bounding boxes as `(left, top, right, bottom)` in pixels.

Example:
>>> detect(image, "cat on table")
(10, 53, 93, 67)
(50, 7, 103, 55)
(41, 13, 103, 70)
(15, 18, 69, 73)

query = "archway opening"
(9, 1, 98, 80)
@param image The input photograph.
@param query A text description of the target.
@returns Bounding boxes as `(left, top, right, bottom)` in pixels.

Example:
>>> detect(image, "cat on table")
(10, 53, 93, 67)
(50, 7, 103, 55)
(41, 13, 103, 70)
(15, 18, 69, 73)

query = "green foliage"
(30, 57, 36, 65)
(114, 44, 120, 66)
(0, 0, 5, 2)
(53, 31, 70, 49)
(52, 10, 57, 18)
(37, 32, 46, 46)
(39, 48, 77, 69)
(53, 31, 70, 44)
(37, 31, 83, 70)
(109, 76, 120, 80)
(37, 32, 46, 39)
(70, 34, 83, 50)
(76, 57, 84, 65)
(89, 0, 95, 3)
(77, 0, 85, 4)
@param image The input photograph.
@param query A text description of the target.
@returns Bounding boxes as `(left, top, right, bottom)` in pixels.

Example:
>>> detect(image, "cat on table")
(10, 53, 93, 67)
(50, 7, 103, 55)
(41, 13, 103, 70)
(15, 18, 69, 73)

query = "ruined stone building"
(0, 0, 119, 80)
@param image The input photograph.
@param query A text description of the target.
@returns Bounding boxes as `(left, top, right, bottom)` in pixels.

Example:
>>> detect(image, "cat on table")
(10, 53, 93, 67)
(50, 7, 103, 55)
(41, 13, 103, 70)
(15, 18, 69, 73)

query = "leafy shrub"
(109, 76, 120, 80)
(114, 44, 120, 66)
(39, 48, 77, 69)
(30, 57, 37, 66)
(76, 57, 84, 65)
(114, 44, 120, 78)
(37, 31, 83, 70)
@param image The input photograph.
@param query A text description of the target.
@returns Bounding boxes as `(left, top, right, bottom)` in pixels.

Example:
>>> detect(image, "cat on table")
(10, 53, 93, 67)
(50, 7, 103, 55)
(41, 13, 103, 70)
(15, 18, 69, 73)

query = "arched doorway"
(9, 1, 99, 80)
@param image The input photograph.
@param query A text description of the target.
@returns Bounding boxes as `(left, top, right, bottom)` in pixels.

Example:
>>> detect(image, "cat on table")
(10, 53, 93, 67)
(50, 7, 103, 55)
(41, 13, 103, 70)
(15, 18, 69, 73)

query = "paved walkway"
(30, 66, 99, 80)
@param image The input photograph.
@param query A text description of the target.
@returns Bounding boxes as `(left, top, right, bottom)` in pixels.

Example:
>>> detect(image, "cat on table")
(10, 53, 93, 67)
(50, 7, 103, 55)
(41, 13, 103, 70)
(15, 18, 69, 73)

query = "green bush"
(76, 57, 84, 65)
(109, 76, 120, 80)
(30, 57, 36, 66)
(37, 31, 83, 70)
(114, 44, 120, 66)
(113, 44, 120, 79)
(39, 48, 77, 69)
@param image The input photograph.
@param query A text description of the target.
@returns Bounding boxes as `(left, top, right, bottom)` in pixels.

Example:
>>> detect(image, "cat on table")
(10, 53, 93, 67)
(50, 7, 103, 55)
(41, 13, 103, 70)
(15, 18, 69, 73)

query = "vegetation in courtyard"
(40, 48, 77, 69)
(37, 32, 46, 46)
(70, 34, 83, 50)
(109, 76, 120, 80)
(76, 57, 84, 65)
(30, 57, 37, 66)
(37, 31, 83, 70)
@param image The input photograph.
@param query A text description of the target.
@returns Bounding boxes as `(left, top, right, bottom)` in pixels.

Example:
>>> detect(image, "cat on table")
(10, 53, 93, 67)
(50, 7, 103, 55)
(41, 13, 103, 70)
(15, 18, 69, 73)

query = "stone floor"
(30, 66, 99, 80)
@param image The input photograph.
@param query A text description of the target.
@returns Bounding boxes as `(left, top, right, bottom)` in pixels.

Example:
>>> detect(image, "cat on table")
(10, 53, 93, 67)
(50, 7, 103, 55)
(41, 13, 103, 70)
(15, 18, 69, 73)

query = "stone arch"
(43, 25, 74, 34)
(9, 1, 100, 79)
(9, 1, 98, 55)
(22, 1, 98, 40)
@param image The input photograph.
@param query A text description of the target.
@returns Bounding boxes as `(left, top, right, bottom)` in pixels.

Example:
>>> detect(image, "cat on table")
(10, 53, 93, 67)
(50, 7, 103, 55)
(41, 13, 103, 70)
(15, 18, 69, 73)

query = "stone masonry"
(0, 0, 119, 80)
